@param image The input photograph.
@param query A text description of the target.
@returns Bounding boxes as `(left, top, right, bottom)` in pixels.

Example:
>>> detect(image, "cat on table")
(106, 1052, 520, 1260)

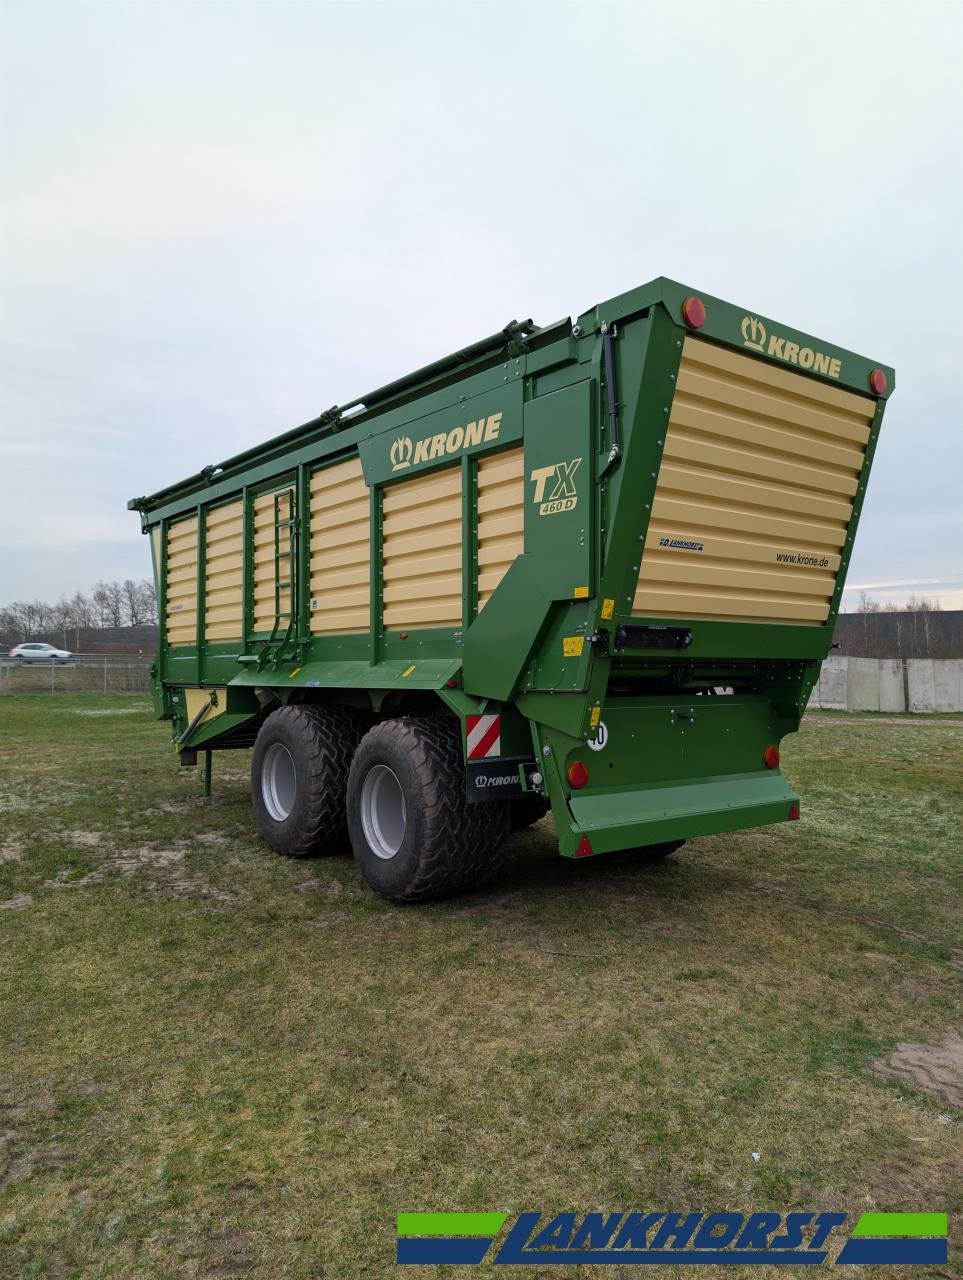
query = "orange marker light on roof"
(869, 368, 888, 395)
(681, 296, 706, 328)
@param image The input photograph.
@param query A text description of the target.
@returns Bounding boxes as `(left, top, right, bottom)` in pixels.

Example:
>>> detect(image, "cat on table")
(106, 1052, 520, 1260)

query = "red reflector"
(575, 834, 594, 857)
(788, 802, 800, 821)
(567, 760, 590, 789)
(763, 745, 780, 769)
(869, 368, 887, 395)
(681, 295, 706, 328)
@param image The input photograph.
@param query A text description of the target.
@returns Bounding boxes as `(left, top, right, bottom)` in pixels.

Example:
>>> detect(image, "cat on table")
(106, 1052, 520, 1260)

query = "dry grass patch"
(0, 694, 959, 1277)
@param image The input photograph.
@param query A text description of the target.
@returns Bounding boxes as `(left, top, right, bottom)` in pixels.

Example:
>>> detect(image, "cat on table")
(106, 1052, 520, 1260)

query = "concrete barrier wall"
(807, 657, 963, 712)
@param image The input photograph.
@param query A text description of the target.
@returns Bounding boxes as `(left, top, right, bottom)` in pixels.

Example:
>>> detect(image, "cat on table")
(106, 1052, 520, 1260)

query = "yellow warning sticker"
(573, 585, 589, 599)
(563, 636, 585, 658)
(289, 668, 301, 678)
(401, 664, 416, 677)
(590, 704, 601, 727)
(601, 597, 615, 620)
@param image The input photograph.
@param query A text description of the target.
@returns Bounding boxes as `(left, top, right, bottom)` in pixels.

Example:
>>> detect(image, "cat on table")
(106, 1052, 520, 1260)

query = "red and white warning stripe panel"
(466, 714, 501, 759)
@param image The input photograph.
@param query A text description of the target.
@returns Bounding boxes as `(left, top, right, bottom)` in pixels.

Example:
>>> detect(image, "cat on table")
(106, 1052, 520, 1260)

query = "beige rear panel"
(184, 686, 227, 728)
(382, 462, 462, 629)
(165, 515, 198, 646)
(204, 500, 244, 642)
(476, 446, 524, 611)
(309, 457, 371, 635)
(633, 337, 874, 624)
(253, 487, 294, 633)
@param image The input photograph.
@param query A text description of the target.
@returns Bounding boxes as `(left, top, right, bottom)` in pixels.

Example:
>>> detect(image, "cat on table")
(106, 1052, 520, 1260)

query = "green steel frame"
(131, 278, 893, 856)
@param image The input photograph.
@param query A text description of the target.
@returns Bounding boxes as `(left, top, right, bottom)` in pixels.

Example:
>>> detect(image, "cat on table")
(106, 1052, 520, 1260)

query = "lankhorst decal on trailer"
(466, 714, 501, 759)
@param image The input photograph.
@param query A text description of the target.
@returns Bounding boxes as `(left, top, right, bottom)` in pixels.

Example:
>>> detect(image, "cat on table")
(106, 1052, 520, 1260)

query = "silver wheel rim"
(261, 742, 297, 821)
(360, 764, 406, 859)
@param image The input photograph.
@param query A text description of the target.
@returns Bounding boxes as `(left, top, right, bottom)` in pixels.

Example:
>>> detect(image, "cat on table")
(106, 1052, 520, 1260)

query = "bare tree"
(0, 605, 25, 645)
(92, 580, 125, 627)
(70, 590, 94, 630)
(50, 596, 74, 648)
(3, 600, 45, 640)
(122, 578, 144, 626)
(137, 579, 158, 625)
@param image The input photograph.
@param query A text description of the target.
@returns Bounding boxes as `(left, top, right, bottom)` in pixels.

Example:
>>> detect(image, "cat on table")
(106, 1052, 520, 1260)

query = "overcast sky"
(2, 0, 961, 611)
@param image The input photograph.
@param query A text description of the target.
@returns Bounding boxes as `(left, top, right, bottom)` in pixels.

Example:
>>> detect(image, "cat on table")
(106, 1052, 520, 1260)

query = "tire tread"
(252, 704, 369, 857)
(349, 717, 508, 902)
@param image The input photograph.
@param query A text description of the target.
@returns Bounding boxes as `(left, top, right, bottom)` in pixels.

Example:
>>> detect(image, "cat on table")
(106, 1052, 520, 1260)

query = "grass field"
(0, 695, 960, 1278)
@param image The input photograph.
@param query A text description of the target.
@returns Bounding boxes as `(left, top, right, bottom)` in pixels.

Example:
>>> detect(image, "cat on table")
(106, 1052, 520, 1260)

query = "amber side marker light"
(567, 761, 590, 790)
(870, 368, 888, 395)
(763, 745, 780, 769)
(681, 295, 706, 328)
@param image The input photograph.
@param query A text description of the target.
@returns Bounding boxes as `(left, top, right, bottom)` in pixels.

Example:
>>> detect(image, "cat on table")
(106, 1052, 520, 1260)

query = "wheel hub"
(261, 741, 297, 821)
(360, 764, 406, 859)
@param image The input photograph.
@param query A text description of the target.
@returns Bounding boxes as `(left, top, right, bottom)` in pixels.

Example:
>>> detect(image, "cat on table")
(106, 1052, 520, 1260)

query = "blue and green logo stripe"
(396, 1210, 949, 1266)
(835, 1213, 948, 1265)
(396, 1213, 507, 1264)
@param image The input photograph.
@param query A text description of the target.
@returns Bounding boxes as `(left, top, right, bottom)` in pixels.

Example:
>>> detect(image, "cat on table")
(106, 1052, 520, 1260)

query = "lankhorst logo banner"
(395, 1210, 949, 1266)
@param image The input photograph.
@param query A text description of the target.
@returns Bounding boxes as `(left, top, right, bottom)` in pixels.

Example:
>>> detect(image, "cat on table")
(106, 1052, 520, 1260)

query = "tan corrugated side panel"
(633, 337, 875, 625)
(476, 446, 524, 610)
(253, 488, 293, 633)
(309, 457, 371, 635)
(204, 499, 244, 642)
(165, 515, 198, 645)
(382, 462, 462, 629)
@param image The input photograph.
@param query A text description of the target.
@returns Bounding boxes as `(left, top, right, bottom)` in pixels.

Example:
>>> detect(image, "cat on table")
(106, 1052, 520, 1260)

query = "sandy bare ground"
(872, 1034, 963, 1108)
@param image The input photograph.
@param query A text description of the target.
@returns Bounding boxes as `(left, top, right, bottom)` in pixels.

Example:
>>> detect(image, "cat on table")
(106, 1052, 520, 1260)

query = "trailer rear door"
(633, 338, 876, 625)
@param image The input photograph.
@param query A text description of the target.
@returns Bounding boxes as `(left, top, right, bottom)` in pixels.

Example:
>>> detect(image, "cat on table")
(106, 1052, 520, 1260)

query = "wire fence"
(0, 653, 154, 695)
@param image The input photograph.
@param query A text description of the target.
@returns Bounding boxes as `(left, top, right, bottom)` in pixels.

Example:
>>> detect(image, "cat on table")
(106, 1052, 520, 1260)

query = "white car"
(9, 642, 73, 664)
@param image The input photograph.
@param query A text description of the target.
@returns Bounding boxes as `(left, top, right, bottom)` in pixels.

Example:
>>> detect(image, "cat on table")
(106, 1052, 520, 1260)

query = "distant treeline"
(1, 581, 958, 659)
(0, 580, 157, 649)
(834, 598, 960, 659)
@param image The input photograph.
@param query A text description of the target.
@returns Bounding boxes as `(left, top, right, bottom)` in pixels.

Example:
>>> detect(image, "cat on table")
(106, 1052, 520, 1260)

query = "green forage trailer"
(130, 278, 893, 901)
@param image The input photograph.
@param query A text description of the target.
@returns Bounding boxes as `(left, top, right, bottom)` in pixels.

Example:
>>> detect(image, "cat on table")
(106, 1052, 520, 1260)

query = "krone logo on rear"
(741, 315, 767, 351)
(390, 436, 414, 471)
(740, 314, 842, 379)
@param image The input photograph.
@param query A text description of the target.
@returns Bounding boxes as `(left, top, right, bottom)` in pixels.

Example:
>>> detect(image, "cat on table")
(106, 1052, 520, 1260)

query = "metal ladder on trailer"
(238, 487, 299, 670)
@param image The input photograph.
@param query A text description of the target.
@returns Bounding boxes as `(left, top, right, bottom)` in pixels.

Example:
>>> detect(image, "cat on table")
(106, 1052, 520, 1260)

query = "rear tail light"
(763, 745, 780, 769)
(575, 835, 594, 857)
(788, 802, 800, 821)
(567, 761, 590, 790)
(869, 368, 887, 395)
(681, 296, 707, 328)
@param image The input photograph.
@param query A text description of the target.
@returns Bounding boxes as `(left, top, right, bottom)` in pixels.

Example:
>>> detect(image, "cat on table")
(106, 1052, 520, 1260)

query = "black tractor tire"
(619, 840, 686, 862)
(346, 716, 509, 903)
(509, 794, 551, 831)
(251, 704, 370, 858)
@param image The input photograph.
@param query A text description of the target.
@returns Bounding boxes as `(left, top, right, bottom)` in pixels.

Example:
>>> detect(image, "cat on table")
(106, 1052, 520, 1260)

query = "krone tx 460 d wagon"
(130, 279, 893, 901)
